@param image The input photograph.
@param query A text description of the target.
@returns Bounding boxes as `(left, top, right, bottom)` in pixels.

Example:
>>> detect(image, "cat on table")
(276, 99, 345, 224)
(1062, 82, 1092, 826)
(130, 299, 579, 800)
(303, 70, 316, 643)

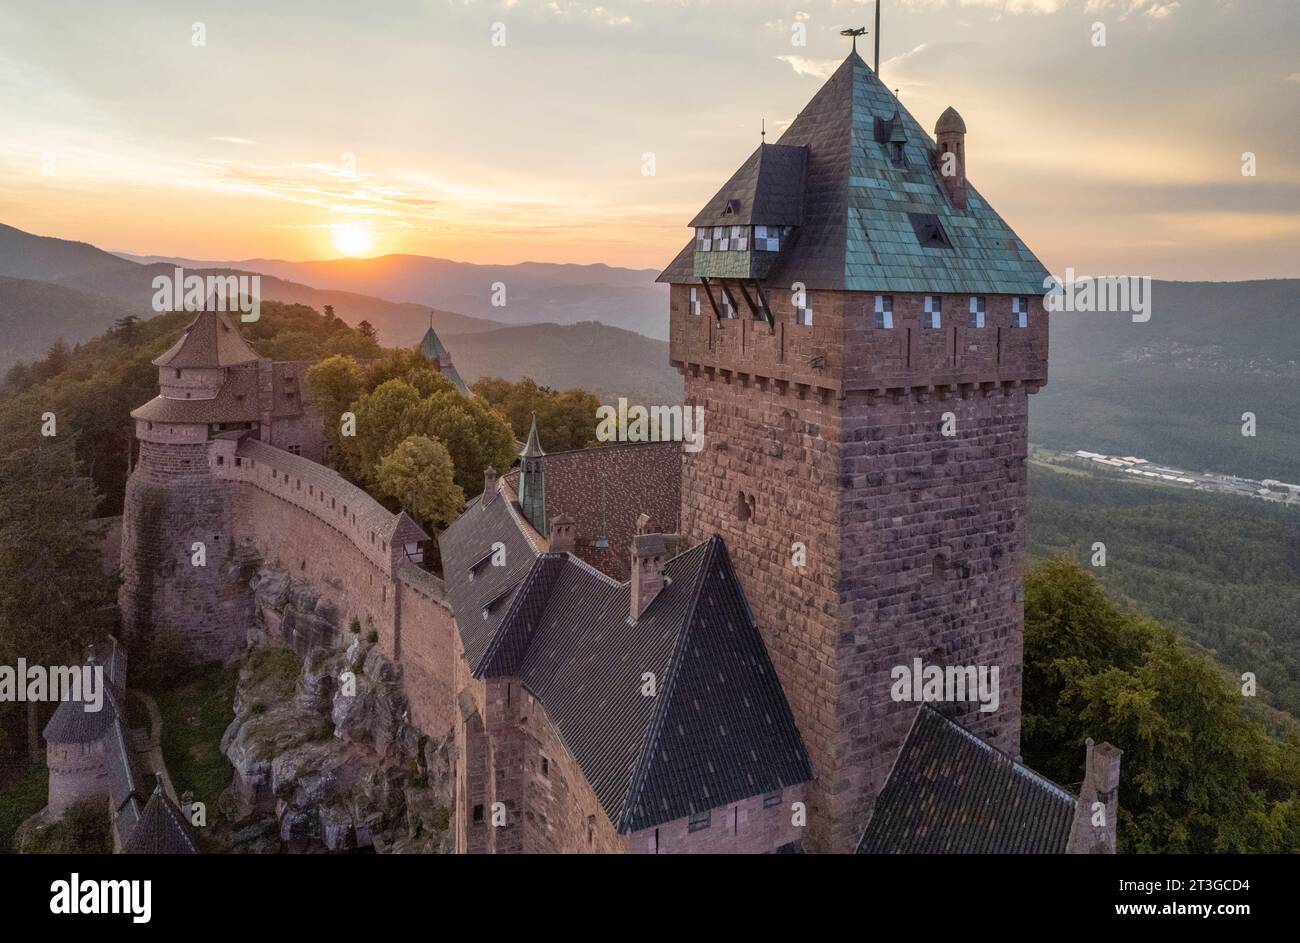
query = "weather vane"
(840, 26, 867, 54)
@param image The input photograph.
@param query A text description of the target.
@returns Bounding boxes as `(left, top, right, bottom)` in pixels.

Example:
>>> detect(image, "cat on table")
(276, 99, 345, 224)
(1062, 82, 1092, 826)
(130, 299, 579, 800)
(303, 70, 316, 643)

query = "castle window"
(753, 225, 781, 252)
(736, 490, 752, 522)
(216, 455, 224, 466)
(908, 213, 951, 249)
(763, 790, 782, 809)
(891, 141, 906, 166)
(712, 226, 725, 249)
(541, 756, 550, 778)
(796, 302, 812, 327)
(587, 815, 597, 847)
(969, 296, 986, 328)
(729, 225, 747, 251)
(473, 804, 484, 824)
(287, 444, 301, 455)
(695, 228, 713, 252)
(689, 287, 701, 316)
(175, 369, 182, 379)
(1012, 296, 1029, 328)
(721, 293, 735, 319)
(688, 810, 711, 833)
(932, 552, 949, 583)
(875, 295, 894, 329)
(925, 295, 942, 329)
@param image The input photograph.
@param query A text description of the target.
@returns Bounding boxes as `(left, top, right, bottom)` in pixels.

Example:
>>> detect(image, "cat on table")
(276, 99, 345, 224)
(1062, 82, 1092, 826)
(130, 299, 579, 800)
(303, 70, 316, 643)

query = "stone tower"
(119, 309, 262, 667)
(658, 51, 1050, 852)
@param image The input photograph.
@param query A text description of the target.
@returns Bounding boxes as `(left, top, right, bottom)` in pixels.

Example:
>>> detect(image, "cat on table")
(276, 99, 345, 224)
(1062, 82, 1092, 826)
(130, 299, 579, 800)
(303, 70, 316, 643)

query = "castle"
(57, 49, 1122, 854)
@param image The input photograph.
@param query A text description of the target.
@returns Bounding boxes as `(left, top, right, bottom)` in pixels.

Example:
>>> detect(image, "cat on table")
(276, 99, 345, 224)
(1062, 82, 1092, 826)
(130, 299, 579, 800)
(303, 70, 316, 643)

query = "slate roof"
(130, 365, 261, 424)
(153, 309, 261, 368)
(660, 51, 1050, 295)
(418, 324, 470, 395)
(438, 487, 813, 833)
(856, 706, 1076, 854)
(122, 785, 202, 854)
(438, 488, 544, 673)
(689, 143, 807, 228)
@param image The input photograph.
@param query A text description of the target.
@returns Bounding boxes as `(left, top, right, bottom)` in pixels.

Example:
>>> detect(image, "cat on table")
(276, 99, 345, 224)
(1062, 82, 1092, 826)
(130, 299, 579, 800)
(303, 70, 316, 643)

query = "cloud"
(210, 136, 256, 145)
(775, 55, 840, 80)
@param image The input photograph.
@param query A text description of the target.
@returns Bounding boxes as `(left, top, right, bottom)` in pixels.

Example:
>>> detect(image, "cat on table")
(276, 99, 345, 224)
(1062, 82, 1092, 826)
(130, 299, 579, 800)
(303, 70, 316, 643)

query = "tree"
(112, 315, 140, 342)
(1021, 557, 1300, 853)
(0, 438, 116, 761)
(338, 379, 424, 481)
(356, 320, 377, 342)
(471, 375, 602, 451)
(306, 354, 365, 460)
(408, 391, 517, 496)
(374, 435, 465, 530)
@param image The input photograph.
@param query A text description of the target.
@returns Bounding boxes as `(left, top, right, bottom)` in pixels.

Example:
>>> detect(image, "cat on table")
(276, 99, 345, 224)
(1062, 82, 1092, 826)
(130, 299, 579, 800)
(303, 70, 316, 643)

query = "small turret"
(517, 415, 546, 534)
(934, 106, 967, 210)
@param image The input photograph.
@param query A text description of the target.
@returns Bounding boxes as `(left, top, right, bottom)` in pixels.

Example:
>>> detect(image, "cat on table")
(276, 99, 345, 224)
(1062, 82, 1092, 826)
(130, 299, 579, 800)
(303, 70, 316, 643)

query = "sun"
(331, 222, 375, 257)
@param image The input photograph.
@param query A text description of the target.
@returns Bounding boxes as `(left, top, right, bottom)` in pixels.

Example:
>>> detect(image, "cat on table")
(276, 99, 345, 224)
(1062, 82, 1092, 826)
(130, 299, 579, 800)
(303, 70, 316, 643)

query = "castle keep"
(96, 50, 1119, 854)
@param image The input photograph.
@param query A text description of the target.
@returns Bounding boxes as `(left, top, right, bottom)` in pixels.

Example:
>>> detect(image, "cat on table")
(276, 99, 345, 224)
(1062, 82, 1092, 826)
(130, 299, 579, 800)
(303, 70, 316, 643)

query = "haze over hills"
(1033, 279, 1300, 483)
(0, 224, 678, 403)
(117, 251, 671, 340)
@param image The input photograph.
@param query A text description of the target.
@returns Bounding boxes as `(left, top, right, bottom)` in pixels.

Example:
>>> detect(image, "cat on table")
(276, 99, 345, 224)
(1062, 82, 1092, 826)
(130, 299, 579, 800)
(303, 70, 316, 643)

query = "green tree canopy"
(375, 435, 465, 530)
(472, 376, 603, 452)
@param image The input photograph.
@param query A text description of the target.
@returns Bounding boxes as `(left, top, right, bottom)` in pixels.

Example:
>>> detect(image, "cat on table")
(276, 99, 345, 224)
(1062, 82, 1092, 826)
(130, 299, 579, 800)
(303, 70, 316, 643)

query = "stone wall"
(672, 284, 1046, 853)
(120, 440, 251, 667)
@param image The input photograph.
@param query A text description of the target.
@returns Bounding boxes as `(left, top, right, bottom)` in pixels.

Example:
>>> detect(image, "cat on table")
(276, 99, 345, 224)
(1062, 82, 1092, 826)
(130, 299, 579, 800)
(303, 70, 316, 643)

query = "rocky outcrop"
(248, 564, 340, 655)
(218, 639, 453, 853)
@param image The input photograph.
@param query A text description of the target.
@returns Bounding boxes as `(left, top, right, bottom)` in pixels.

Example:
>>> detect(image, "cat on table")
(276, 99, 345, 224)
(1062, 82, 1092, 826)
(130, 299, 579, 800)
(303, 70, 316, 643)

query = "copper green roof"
(660, 51, 1049, 296)
(418, 325, 448, 359)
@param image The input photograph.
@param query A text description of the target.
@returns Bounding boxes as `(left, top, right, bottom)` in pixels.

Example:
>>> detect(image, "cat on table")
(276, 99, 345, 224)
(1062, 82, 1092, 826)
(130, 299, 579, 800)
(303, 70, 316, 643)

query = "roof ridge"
(928, 706, 1076, 803)
(614, 534, 720, 832)
(476, 552, 564, 676)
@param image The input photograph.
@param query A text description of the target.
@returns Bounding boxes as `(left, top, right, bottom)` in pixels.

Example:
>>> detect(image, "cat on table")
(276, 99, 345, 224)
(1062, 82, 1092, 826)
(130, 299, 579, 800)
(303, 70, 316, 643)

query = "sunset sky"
(1, 0, 1298, 279)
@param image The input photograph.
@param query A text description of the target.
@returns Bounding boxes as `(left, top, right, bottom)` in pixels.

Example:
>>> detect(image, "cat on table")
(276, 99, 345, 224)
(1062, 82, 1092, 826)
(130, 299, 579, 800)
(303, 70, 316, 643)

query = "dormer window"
(723, 199, 740, 216)
(925, 295, 942, 329)
(1012, 296, 1029, 328)
(891, 141, 906, 166)
(754, 226, 781, 252)
(875, 295, 894, 329)
(969, 296, 986, 328)
(908, 213, 951, 249)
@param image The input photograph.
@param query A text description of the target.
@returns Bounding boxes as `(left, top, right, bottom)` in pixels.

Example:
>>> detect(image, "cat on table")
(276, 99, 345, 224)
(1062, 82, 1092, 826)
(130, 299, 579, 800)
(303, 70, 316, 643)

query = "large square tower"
(659, 51, 1050, 852)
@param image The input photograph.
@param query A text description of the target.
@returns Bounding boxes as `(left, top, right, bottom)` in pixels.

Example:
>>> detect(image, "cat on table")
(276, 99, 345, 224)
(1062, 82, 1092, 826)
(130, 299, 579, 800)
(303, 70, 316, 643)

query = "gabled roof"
(856, 706, 1076, 854)
(660, 51, 1050, 295)
(153, 309, 261, 368)
(440, 490, 814, 833)
(689, 143, 807, 228)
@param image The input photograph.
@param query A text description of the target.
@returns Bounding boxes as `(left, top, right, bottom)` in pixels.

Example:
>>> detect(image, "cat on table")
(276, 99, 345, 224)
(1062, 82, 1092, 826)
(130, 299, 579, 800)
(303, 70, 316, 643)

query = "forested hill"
(1032, 279, 1300, 484)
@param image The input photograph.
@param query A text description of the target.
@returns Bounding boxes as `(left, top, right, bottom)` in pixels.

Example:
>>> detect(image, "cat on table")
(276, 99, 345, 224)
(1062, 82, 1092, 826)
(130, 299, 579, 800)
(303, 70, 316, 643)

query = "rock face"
(248, 565, 341, 655)
(219, 639, 453, 853)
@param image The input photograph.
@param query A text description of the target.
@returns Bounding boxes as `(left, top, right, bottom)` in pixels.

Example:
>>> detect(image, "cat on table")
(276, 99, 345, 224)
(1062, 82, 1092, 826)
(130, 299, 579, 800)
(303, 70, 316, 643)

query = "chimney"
(482, 465, 498, 505)
(630, 532, 668, 620)
(1066, 738, 1122, 854)
(549, 514, 576, 553)
(934, 106, 967, 210)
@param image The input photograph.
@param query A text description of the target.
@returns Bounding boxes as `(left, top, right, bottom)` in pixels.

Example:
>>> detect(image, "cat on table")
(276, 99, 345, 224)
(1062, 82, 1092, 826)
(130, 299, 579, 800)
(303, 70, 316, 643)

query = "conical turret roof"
(153, 309, 260, 368)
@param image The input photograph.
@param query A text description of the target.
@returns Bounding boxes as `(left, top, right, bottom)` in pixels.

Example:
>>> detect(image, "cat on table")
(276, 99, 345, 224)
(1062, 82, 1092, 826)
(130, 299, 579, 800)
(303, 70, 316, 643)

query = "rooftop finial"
(840, 26, 867, 55)
(761, 118, 765, 143)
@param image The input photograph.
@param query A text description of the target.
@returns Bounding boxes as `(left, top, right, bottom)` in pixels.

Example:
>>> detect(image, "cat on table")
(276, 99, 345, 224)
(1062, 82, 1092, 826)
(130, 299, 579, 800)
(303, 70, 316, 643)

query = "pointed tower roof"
(153, 309, 261, 368)
(520, 414, 545, 459)
(660, 51, 1049, 296)
(418, 324, 449, 360)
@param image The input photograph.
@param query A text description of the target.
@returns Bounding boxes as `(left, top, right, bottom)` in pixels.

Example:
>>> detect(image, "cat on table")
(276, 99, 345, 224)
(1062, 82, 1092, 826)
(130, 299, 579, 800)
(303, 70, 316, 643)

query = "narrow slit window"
(1012, 296, 1029, 328)
(925, 295, 942, 329)
(969, 296, 986, 329)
